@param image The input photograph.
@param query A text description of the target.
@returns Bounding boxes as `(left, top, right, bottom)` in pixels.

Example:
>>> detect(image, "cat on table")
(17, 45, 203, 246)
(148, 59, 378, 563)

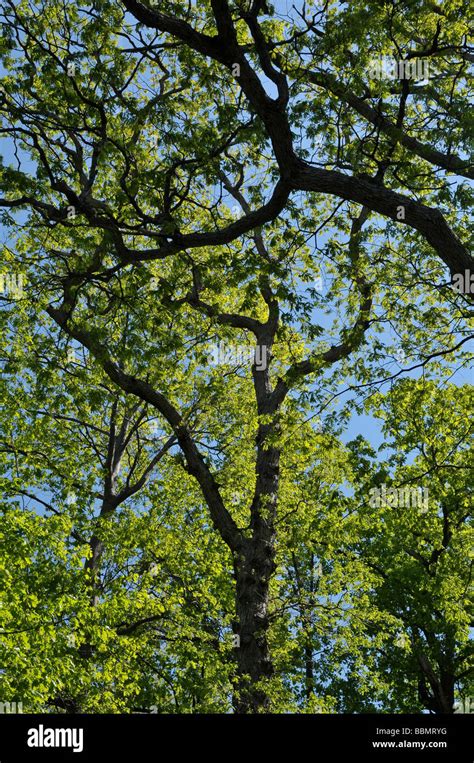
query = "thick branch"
(297, 67, 474, 179)
(293, 165, 473, 280)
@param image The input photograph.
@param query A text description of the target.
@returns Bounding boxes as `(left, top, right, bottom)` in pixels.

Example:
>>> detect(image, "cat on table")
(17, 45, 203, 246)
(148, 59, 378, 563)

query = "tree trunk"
(234, 540, 275, 713)
(304, 641, 315, 701)
(417, 651, 455, 713)
(438, 671, 455, 714)
(233, 409, 279, 712)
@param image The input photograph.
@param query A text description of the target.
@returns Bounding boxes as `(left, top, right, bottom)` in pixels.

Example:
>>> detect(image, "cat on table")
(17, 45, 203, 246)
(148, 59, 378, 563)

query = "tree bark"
(234, 540, 275, 712)
(233, 400, 280, 712)
(417, 650, 455, 713)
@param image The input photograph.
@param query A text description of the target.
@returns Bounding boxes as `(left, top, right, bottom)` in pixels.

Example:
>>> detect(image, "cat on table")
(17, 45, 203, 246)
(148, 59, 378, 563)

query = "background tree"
(345, 381, 473, 714)
(283, 380, 472, 714)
